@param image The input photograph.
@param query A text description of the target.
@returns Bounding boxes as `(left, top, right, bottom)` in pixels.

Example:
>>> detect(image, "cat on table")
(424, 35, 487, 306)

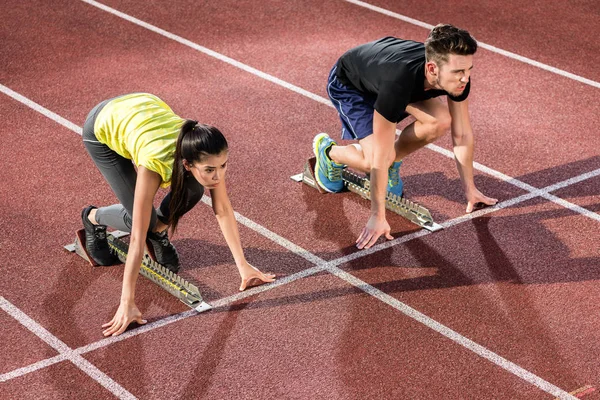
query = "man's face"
(436, 54, 473, 97)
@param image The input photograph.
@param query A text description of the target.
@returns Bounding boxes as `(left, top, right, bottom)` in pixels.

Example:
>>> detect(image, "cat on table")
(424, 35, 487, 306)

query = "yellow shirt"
(94, 93, 184, 188)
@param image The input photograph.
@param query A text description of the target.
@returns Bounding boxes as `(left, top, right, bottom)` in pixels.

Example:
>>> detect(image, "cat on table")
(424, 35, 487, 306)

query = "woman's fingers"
(239, 272, 276, 291)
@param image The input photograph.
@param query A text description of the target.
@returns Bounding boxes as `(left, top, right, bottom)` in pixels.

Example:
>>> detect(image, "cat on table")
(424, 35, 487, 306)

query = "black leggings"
(82, 98, 203, 232)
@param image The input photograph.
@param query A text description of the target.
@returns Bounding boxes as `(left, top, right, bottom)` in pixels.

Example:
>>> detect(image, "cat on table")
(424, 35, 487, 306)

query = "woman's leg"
(82, 100, 159, 233)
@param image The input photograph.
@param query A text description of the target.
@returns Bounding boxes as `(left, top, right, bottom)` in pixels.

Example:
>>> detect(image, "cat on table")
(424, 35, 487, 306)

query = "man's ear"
(425, 61, 438, 76)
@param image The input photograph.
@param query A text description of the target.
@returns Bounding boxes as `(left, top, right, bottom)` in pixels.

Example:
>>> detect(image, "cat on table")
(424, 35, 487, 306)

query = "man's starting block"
(64, 230, 212, 312)
(291, 157, 443, 232)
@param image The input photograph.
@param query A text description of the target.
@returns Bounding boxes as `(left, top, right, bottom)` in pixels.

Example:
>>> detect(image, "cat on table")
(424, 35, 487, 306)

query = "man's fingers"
(103, 322, 120, 337)
(113, 322, 129, 337)
(136, 317, 148, 325)
(260, 273, 276, 282)
(385, 232, 394, 241)
(484, 197, 498, 205)
(466, 203, 474, 213)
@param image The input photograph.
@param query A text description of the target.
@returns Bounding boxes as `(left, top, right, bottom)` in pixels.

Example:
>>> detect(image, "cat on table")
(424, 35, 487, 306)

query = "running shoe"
(146, 230, 181, 273)
(387, 160, 404, 196)
(313, 133, 345, 193)
(81, 205, 119, 266)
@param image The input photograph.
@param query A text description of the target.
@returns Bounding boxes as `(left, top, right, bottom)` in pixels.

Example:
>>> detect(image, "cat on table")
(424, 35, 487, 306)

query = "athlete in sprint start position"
(81, 93, 275, 336)
(314, 24, 498, 249)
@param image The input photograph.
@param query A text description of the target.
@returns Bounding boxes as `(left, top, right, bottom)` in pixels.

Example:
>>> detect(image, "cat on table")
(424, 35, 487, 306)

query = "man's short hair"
(425, 24, 478, 66)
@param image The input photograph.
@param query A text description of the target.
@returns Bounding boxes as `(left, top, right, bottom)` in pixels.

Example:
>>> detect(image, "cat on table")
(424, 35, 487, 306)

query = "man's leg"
(394, 98, 451, 161)
(330, 98, 451, 168)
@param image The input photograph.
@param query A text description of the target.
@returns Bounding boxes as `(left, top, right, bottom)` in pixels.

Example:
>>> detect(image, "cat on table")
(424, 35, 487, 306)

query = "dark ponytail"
(169, 120, 228, 233)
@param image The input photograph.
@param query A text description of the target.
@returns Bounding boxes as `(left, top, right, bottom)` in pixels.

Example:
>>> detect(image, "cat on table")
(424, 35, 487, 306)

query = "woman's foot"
(81, 205, 119, 266)
(146, 230, 181, 273)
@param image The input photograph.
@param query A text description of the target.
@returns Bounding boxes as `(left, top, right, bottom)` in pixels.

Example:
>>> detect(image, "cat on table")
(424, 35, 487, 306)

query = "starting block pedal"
(64, 230, 211, 312)
(291, 157, 443, 232)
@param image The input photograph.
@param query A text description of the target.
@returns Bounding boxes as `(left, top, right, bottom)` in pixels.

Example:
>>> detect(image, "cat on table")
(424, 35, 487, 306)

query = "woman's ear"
(182, 160, 191, 171)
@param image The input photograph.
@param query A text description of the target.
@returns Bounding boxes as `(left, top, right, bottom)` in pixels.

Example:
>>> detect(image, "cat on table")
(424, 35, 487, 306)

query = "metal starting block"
(65, 230, 211, 312)
(291, 157, 443, 232)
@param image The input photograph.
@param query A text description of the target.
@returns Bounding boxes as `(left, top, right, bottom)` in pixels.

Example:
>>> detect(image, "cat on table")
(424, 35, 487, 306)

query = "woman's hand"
(238, 262, 276, 291)
(102, 300, 147, 337)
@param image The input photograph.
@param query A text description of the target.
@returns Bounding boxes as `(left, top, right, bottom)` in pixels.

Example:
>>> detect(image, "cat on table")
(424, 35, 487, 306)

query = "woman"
(81, 93, 276, 337)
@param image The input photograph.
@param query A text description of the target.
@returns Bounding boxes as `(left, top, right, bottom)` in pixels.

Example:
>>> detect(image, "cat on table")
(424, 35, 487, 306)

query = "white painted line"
(542, 168, 600, 193)
(74, 264, 324, 355)
(425, 141, 600, 223)
(541, 193, 600, 223)
(1, 264, 326, 378)
(0, 5, 595, 393)
(0, 297, 137, 400)
(425, 143, 540, 193)
(0, 354, 68, 383)
(76, 0, 600, 224)
(79, 0, 331, 107)
(343, 0, 600, 90)
(0, 162, 583, 399)
(0, 84, 82, 135)
(324, 266, 578, 400)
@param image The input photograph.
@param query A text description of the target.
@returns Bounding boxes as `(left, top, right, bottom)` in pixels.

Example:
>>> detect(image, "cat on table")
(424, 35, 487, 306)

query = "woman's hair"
(169, 120, 228, 232)
(425, 24, 477, 66)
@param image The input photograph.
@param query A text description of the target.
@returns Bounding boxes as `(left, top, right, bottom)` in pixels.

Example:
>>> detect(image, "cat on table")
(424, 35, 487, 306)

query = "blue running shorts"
(327, 66, 377, 140)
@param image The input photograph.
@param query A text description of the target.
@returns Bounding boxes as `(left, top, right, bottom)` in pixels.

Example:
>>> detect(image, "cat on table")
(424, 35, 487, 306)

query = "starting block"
(65, 230, 211, 312)
(291, 157, 443, 232)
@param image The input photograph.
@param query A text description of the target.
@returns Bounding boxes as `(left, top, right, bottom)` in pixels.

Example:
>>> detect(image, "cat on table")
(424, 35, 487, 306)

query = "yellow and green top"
(94, 93, 185, 188)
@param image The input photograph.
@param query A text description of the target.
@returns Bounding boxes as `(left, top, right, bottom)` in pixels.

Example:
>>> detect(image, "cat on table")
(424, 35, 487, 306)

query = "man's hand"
(465, 187, 498, 213)
(102, 301, 147, 337)
(356, 214, 394, 249)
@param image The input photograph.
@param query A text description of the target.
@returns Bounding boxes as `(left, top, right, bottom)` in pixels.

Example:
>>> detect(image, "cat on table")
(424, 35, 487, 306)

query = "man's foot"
(387, 161, 404, 196)
(313, 133, 345, 193)
(146, 230, 180, 273)
(81, 206, 119, 266)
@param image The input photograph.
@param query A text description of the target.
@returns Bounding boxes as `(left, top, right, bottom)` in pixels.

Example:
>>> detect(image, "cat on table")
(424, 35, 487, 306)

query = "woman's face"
(186, 150, 229, 189)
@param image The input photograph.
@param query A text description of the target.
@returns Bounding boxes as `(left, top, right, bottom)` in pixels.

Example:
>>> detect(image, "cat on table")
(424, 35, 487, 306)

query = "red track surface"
(1, 0, 599, 399)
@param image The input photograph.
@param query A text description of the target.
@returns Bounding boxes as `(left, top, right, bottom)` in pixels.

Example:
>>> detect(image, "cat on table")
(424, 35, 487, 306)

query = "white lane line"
(79, 0, 331, 107)
(0, 84, 82, 135)
(343, 0, 600, 90)
(0, 354, 69, 383)
(77, 0, 600, 224)
(425, 142, 600, 223)
(0, 9, 592, 395)
(323, 266, 578, 399)
(1, 185, 576, 398)
(0, 160, 580, 400)
(425, 143, 540, 193)
(0, 297, 137, 399)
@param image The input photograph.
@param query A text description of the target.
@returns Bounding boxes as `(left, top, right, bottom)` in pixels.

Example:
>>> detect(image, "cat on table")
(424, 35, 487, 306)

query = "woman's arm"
(210, 181, 275, 291)
(102, 166, 162, 336)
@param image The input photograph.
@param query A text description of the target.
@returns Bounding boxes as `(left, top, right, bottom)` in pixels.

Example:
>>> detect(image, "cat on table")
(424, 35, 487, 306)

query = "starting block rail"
(65, 230, 211, 312)
(291, 157, 443, 232)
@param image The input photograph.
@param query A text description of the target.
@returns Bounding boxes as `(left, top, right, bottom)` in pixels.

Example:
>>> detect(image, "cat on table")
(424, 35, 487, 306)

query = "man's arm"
(448, 98, 497, 212)
(356, 110, 396, 249)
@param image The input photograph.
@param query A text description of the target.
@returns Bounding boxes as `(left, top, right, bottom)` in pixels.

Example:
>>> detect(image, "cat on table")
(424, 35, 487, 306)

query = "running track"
(1, 0, 599, 399)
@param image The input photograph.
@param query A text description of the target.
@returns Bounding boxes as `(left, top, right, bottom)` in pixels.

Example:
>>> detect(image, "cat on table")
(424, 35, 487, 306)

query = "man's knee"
(424, 113, 451, 141)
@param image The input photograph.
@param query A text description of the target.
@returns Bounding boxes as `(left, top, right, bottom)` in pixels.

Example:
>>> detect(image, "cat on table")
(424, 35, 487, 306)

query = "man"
(314, 24, 498, 249)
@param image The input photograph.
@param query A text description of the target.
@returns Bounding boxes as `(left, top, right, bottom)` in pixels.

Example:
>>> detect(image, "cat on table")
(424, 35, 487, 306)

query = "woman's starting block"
(64, 230, 211, 312)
